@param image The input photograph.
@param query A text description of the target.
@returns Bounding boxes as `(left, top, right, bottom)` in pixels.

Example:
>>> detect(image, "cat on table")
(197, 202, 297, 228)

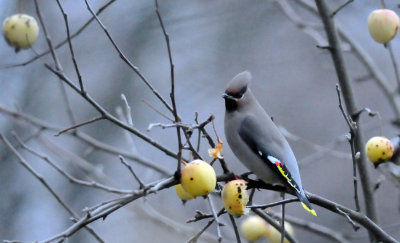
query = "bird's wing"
(238, 116, 302, 194)
(239, 116, 317, 216)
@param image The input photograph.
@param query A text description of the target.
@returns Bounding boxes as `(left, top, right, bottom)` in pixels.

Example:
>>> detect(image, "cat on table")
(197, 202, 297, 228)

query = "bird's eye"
(230, 93, 243, 99)
(227, 86, 247, 99)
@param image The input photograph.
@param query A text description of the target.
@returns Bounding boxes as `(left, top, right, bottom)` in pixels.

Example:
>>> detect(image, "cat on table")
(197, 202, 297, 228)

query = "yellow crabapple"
(222, 179, 249, 216)
(175, 184, 195, 201)
(180, 160, 216, 197)
(365, 136, 394, 165)
(368, 9, 399, 43)
(240, 215, 268, 242)
(3, 14, 39, 52)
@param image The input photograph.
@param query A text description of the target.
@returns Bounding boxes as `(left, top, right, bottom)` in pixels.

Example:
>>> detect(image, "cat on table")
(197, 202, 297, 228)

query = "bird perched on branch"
(223, 71, 316, 216)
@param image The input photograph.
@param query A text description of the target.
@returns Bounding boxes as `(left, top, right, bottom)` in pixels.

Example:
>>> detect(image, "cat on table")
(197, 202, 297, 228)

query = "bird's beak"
(222, 93, 230, 99)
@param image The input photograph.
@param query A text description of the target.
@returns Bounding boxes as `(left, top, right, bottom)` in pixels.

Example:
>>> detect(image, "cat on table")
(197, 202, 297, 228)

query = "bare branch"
(275, 0, 328, 47)
(0, 133, 105, 243)
(0, 105, 170, 175)
(281, 193, 286, 243)
(44, 64, 179, 159)
(294, 0, 400, 122)
(37, 176, 176, 243)
(207, 195, 223, 242)
(308, 191, 397, 242)
(55, 0, 84, 92)
(228, 215, 241, 243)
(55, 116, 104, 136)
(13, 133, 131, 194)
(315, 1, 378, 236)
(252, 208, 298, 243)
(119, 155, 145, 189)
(248, 198, 299, 209)
(336, 84, 361, 212)
(120, 94, 133, 126)
(34, 0, 77, 126)
(330, 0, 354, 17)
(142, 99, 174, 121)
(186, 208, 225, 242)
(84, 0, 174, 114)
(336, 207, 361, 231)
(154, 0, 184, 175)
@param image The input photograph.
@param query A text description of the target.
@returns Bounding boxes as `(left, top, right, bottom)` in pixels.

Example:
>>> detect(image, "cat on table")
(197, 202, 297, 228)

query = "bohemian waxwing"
(223, 71, 316, 216)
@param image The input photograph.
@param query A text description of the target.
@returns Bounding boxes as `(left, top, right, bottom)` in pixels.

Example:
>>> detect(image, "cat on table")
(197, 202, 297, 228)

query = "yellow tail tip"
(301, 203, 317, 216)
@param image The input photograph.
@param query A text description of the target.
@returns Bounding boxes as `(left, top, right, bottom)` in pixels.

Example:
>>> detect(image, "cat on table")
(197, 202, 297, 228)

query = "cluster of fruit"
(175, 159, 293, 242)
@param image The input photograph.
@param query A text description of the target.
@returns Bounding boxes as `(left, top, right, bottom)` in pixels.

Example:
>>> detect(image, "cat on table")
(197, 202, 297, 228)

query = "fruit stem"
(180, 159, 188, 165)
(380, 0, 385, 9)
(18, 0, 22, 14)
(377, 112, 383, 137)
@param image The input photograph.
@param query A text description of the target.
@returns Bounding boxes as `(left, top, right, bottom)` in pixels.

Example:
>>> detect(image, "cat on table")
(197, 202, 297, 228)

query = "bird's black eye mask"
(225, 85, 247, 99)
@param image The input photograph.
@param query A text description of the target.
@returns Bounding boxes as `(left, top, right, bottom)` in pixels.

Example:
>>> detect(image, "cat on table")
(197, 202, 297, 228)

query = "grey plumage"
(223, 71, 316, 216)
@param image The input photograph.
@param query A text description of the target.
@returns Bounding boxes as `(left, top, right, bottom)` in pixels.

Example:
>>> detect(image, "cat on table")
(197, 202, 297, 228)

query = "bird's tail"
(295, 190, 317, 216)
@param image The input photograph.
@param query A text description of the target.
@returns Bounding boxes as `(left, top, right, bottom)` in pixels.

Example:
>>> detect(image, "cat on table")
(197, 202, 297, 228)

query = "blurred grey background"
(1, 0, 400, 242)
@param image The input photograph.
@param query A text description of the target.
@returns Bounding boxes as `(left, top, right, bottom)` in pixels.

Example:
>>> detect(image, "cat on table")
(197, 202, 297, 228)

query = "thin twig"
(247, 198, 299, 209)
(330, 0, 354, 17)
(275, 0, 328, 48)
(55, 0, 84, 92)
(44, 64, 178, 159)
(154, 0, 183, 175)
(228, 215, 241, 243)
(0, 106, 170, 175)
(142, 99, 174, 121)
(198, 118, 230, 173)
(13, 133, 131, 194)
(84, 0, 174, 114)
(336, 207, 361, 231)
(281, 193, 286, 243)
(55, 116, 104, 136)
(252, 208, 298, 243)
(315, 0, 378, 236)
(0, 133, 105, 243)
(42, 176, 176, 243)
(336, 85, 360, 212)
(34, 0, 61, 70)
(34, 0, 77, 126)
(307, 191, 396, 242)
(121, 94, 133, 126)
(119, 155, 145, 189)
(207, 195, 223, 242)
(187, 219, 216, 243)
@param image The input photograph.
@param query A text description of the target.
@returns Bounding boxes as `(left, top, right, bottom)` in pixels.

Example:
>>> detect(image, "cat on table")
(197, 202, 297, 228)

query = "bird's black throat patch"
(225, 98, 238, 112)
